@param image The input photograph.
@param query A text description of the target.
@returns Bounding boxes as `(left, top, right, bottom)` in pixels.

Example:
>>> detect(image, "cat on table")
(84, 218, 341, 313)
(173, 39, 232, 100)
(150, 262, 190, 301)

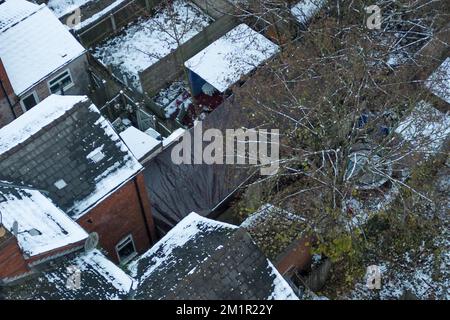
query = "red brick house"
(0, 59, 17, 128)
(0, 0, 90, 128)
(0, 95, 157, 279)
(0, 183, 88, 282)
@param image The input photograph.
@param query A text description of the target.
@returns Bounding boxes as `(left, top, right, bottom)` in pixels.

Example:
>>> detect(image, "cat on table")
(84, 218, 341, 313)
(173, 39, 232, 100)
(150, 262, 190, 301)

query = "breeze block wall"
(76, 173, 157, 263)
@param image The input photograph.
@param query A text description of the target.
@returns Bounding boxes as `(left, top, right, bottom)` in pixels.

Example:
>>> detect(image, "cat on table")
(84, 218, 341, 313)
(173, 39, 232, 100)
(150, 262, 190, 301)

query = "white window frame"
(47, 69, 74, 94)
(19, 90, 40, 112)
(115, 234, 137, 264)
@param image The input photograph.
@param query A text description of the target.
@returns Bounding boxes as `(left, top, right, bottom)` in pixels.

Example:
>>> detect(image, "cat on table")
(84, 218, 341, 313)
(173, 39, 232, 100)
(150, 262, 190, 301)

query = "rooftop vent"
(87, 148, 105, 163)
(54, 179, 67, 190)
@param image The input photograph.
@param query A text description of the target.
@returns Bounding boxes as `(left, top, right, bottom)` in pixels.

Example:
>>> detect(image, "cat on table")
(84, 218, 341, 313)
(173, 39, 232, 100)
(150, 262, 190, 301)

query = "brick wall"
(275, 237, 313, 275)
(0, 237, 30, 280)
(0, 235, 86, 281)
(0, 58, 17, 128)
(77, 173, 156, 263)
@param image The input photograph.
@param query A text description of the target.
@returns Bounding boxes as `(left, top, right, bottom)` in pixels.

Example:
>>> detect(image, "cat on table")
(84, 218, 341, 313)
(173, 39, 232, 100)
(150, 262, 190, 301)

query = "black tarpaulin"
(143, 96, 258, 235)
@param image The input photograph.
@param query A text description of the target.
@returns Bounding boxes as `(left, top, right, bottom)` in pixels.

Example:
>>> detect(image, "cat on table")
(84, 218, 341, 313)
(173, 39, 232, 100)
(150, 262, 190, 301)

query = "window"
(116, 235, 137, 264)
(20, 91, 39, 111)
(48, 69, 74, 94)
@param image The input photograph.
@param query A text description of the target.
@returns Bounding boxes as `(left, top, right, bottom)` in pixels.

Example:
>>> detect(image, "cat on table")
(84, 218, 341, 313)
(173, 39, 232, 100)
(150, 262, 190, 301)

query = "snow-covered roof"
(0, 95, 87, 155)
(0, 95, 143, 219)
(0, 183, 88, 257)
(0, 1, 86, 96)
(426, 57, 450, 104)
(395, 101, 450, 154)
(2, 249, 136, 299)
(119, 126, 162, 161)
(0, 0, 38, 31)
(129, 212, 298, 300)
(291, 0, 327, 25)
(185, 24, 279, 92)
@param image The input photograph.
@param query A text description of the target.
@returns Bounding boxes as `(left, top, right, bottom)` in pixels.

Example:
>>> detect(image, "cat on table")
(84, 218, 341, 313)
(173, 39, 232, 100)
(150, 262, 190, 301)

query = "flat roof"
(119, 126, 161, 160)
(0, 184, 88, 257)
(185, 24, 279, 92)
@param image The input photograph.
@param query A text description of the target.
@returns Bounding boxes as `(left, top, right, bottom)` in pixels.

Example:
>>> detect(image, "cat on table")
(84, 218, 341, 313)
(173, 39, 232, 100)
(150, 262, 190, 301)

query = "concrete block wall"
(76, 0, 161, 48)
(190, 0, 235, 20)
(139, 14, 239, 95)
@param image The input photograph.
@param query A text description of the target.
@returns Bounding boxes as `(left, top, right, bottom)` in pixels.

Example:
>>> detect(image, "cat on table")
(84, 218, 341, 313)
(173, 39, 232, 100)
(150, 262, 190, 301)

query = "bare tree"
(227, 0, 449, 292)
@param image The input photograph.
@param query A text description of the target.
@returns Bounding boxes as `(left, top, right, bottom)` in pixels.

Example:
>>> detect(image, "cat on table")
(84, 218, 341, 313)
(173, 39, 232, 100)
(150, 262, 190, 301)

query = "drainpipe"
(134, 177, 157, 245)
(0, 78, 16, 119)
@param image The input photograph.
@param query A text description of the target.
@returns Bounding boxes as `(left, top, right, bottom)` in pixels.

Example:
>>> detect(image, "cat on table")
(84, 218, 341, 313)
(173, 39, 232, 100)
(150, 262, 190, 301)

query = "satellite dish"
(0, 226, 6, 238)
(84, 232, 99, 252)
(12, 221, 19, 236)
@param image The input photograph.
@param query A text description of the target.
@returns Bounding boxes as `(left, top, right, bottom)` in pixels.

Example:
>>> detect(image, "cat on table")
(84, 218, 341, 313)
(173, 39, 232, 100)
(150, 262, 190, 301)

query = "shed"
(184, 24, 279, 94)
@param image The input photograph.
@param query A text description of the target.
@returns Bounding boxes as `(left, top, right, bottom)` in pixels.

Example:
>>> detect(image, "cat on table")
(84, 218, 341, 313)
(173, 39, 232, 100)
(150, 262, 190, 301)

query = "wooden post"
(110, 14, 117, 32)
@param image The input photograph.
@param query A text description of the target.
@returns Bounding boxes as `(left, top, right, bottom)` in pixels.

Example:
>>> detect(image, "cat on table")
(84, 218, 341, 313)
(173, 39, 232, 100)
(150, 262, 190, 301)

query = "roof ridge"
(0, 97, 88, 157)
(0, 3, 45, 34)
(0, 180, 50, 194)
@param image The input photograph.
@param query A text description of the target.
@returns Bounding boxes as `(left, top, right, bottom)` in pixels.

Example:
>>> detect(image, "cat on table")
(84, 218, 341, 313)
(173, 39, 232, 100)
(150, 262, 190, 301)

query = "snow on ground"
(154, 80, 192, 118)
(185, 24, 279, 92)
(47, 0, 96, 17)
(349, 219, 449, 300)
(348, 166, 450, 300)
(342, 183, 401, 230)
(93, 0, 212, 92)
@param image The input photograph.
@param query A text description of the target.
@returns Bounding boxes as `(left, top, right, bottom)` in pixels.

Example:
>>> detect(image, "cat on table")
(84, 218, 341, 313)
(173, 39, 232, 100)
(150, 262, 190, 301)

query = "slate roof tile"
(128, 213, 298, 300)
(0, 95, 142, 219)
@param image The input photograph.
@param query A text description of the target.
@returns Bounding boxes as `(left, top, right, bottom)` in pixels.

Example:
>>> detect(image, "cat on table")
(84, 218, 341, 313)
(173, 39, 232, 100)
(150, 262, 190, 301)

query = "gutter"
(15, 50, 88, 98)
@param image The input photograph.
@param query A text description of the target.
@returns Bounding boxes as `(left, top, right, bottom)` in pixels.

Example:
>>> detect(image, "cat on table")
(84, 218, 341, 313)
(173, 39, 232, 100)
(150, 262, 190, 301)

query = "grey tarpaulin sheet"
(143, 96, 258, 235)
